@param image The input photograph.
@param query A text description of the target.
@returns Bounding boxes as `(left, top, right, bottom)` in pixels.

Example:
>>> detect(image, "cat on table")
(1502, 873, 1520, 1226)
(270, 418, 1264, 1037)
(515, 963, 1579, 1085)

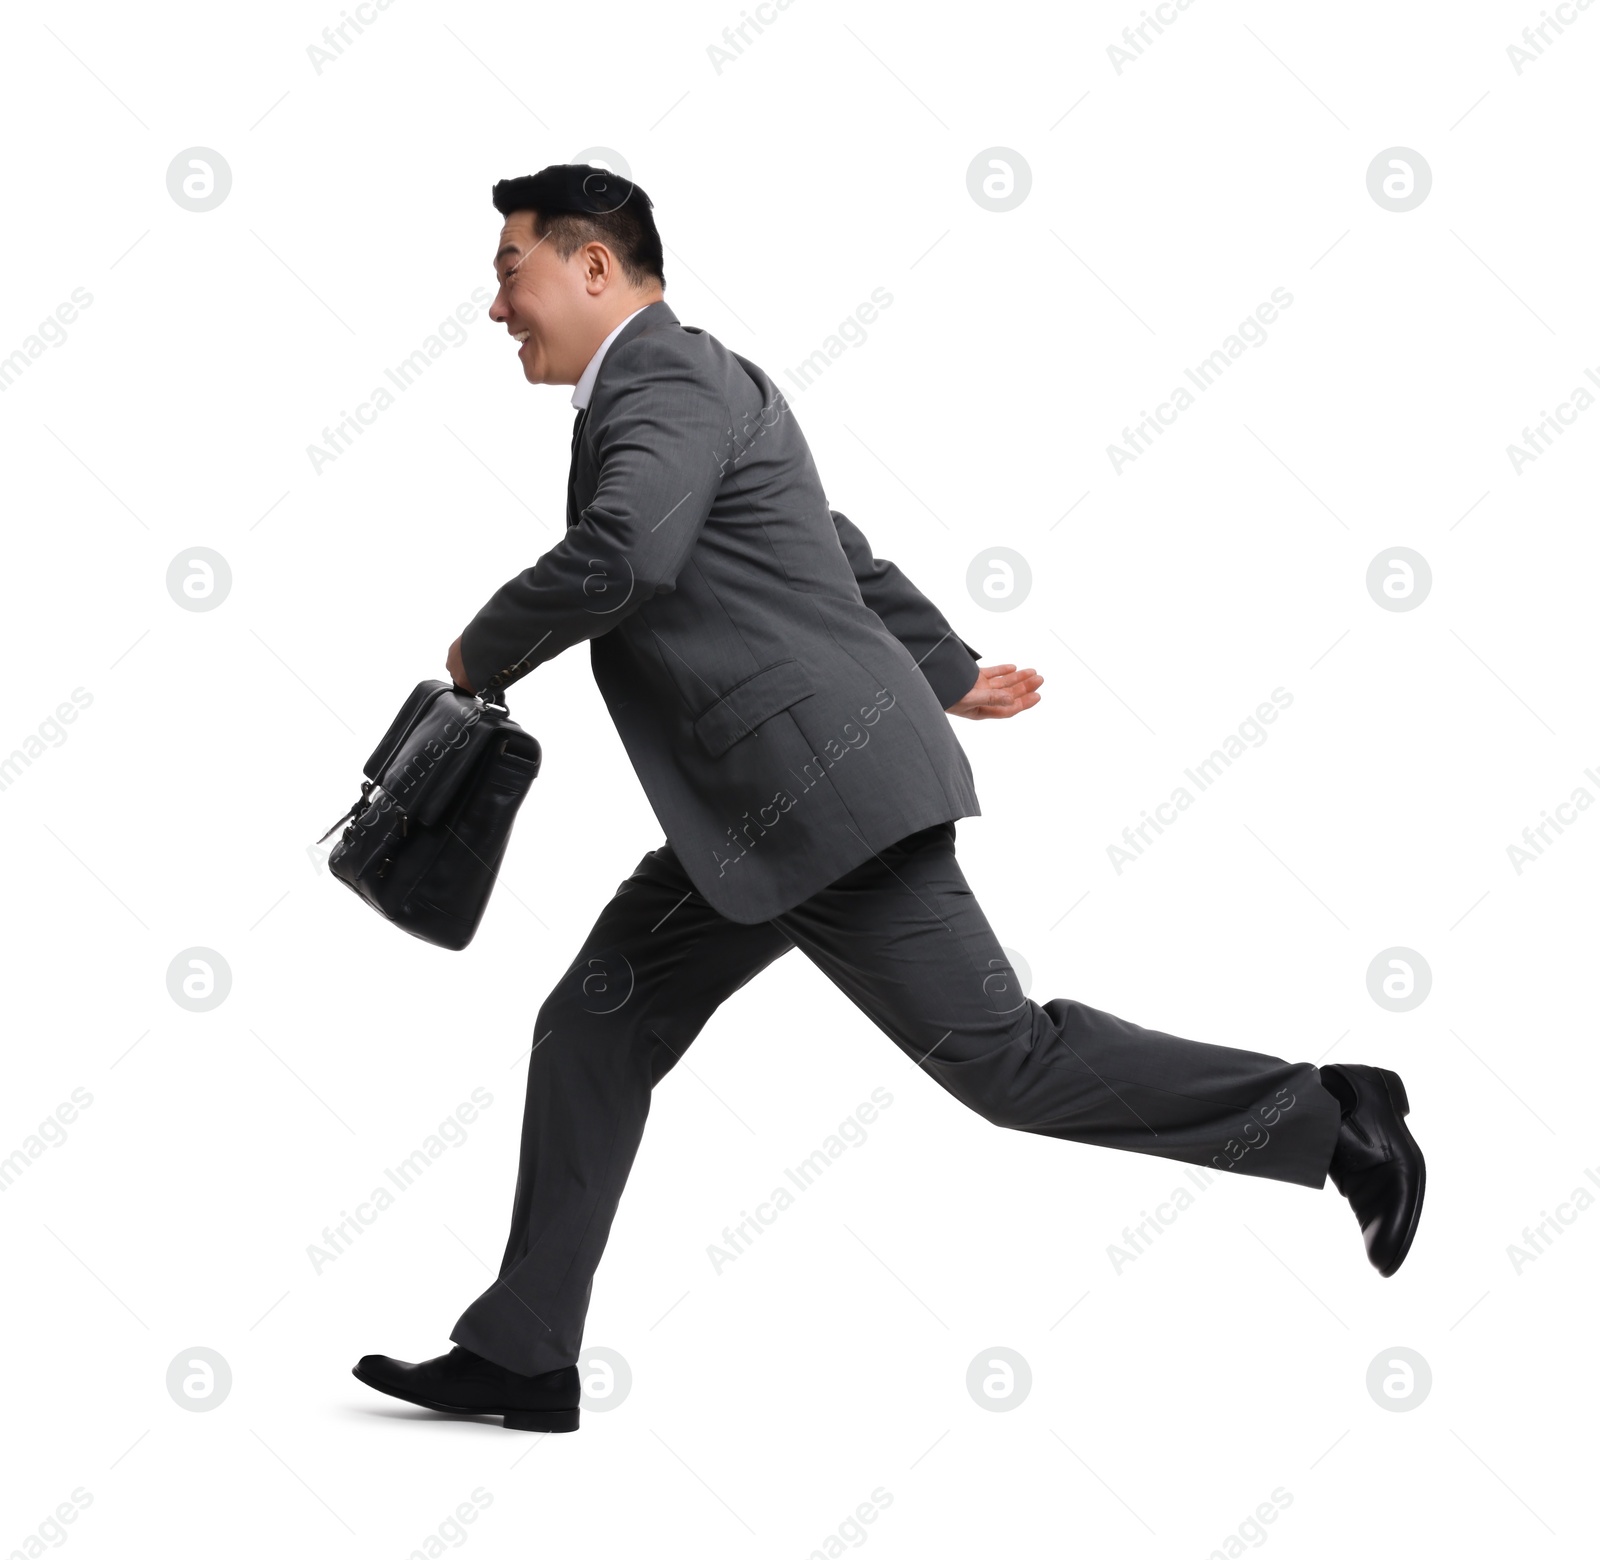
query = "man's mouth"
(512, 330, 530, 348)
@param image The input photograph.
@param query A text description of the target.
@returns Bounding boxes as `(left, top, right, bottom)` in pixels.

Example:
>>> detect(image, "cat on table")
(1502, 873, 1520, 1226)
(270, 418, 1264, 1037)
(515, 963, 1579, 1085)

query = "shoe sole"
(1377, 1069, 1425, 1277)
(351, 1365, 579, 1432)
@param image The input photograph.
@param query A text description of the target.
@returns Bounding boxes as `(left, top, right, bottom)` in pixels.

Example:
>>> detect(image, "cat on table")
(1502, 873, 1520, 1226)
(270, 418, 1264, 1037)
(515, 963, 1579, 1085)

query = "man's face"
(487, 210, 591, 386)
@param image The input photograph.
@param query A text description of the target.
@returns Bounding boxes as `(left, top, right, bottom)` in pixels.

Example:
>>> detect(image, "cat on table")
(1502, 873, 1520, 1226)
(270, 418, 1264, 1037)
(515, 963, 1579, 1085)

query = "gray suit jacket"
(459, 299, 983, 923)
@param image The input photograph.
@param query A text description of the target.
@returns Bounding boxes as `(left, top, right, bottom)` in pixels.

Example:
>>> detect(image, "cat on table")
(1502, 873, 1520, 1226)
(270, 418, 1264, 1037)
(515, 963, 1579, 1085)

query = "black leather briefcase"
(318, 679, 541, 950)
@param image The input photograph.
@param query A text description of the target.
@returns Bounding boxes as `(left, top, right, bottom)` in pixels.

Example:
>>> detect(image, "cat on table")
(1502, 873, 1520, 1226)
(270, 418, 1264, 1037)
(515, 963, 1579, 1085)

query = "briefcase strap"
(317, 778, 375, 844)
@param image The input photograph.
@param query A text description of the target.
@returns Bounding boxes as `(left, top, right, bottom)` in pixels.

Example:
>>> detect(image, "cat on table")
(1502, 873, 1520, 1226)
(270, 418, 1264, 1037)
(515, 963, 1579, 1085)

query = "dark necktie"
(567, 406, 588, 527)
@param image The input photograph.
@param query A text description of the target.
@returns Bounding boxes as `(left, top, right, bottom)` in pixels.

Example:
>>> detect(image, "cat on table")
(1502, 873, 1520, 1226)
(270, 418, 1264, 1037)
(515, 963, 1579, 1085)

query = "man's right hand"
(946, 663, 1043, 720)
(445, 635, 476, 694)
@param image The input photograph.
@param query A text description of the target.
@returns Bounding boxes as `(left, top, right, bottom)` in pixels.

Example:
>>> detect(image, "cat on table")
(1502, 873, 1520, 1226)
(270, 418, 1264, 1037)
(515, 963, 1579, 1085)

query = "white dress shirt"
(571, 304, 654, 409)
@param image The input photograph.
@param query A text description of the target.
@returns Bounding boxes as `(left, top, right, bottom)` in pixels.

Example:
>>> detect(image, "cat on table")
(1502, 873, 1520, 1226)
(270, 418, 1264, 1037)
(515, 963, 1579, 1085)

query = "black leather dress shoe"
(352, 1345, 580, 1432)
(1319, 1063, 1425, 1276)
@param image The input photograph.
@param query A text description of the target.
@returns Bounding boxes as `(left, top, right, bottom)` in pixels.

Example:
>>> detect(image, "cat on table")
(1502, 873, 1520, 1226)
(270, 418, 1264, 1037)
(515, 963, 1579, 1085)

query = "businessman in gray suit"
(354, 166, 1425, 1433)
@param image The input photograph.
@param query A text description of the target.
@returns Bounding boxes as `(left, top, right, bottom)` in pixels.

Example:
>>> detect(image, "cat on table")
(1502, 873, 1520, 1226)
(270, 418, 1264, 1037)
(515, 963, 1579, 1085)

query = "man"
(353, 165, 1424, 1433)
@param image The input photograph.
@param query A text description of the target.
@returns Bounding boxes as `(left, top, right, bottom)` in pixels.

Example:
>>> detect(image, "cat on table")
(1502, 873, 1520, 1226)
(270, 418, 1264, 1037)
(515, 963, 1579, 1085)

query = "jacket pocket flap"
(693, 658, 814, 758)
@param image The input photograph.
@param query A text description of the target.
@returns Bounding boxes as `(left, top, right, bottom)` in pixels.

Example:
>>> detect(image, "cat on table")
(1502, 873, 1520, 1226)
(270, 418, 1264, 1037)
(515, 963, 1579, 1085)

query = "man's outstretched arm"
(449, 338, 729, 695)
(828, 508, 984, 710)
(829, 509, 1043, 720)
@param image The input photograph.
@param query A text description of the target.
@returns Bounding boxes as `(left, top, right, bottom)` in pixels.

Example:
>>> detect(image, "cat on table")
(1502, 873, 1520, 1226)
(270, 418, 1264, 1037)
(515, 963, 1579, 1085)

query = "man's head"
(487, 164, 666, 387)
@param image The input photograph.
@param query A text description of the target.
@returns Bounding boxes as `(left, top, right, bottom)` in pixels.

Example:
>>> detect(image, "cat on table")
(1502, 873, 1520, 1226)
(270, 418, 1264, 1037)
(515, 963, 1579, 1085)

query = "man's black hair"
(492, 166, 665, 290)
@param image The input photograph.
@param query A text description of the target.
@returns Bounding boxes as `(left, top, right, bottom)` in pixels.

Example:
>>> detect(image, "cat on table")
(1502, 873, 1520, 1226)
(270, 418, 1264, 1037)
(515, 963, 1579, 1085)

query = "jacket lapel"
(566, 300, 679, 529)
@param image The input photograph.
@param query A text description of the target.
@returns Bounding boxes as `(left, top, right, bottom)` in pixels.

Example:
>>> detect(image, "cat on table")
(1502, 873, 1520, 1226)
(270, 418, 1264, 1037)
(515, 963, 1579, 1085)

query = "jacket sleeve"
(829, 509, 982, 710)
(459, 338, 731, 695)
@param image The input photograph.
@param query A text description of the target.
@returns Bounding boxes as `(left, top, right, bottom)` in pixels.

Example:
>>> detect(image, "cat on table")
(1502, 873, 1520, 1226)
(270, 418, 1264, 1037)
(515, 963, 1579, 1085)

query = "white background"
(2, 1, 1595, 1555)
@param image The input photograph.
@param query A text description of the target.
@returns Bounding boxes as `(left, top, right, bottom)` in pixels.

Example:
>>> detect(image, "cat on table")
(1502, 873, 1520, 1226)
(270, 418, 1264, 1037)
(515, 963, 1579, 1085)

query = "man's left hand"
(445, 636, 474, 694)
(946, 663, 1043, 720)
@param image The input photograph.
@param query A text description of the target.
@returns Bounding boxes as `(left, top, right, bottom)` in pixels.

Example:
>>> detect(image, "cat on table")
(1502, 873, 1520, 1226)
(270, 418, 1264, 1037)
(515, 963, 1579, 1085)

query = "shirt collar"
(571, 304, 654, 410)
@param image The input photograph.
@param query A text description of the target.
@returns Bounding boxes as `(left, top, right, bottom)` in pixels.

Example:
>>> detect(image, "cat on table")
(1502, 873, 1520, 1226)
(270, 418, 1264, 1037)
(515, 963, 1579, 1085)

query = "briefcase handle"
(470, 676, 510, 714)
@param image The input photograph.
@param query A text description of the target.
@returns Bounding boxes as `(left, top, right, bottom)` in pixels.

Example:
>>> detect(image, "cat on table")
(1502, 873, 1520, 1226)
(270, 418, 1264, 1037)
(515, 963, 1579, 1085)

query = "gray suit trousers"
(451, 822, 1343, 1376)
